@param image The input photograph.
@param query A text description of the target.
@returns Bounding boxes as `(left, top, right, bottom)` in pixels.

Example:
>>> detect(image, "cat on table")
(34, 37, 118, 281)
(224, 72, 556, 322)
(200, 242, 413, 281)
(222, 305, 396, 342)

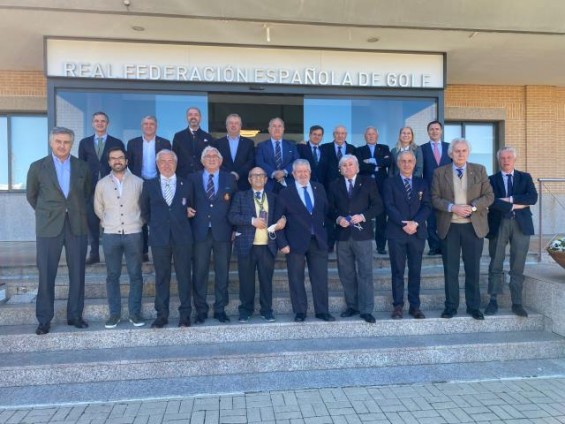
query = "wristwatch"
(471, 206, 477, 212)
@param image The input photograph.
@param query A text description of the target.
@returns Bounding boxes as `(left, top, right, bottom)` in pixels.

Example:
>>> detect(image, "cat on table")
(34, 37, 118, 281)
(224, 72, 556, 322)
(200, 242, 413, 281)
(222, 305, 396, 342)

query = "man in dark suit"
(355, 126, 392, 254)
(384, 151, 432, 320)
(275, 159, 335, 323)
(297, 125, 324, 182)
(255, 117, 299, 192)
(188, 146, 237, 324)
(216, 113, 255, 191)
(172, 106, 215, 178)
(486, 147, 538, 317)
(421, 120, 451, 255)
(431, 138, 494, 320)
(140, 149, 194, 328)
(127, 115, 172, 261)
(78, 111, 124, 265)
(228, 167, 287, 322)
(328, 154, 382, 323)
(26, 127, 91, 335)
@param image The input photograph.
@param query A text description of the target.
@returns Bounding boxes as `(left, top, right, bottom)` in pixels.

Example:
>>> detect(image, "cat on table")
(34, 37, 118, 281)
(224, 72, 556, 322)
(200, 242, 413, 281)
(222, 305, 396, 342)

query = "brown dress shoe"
(391, 306, 403, 319)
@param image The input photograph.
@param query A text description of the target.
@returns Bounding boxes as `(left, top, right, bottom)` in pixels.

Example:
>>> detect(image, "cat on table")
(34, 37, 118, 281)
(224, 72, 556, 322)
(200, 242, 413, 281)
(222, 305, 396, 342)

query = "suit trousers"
(36, 214, 87, 325)
(193, 229, 231, 315)
(237, 245, 275, 316)
(336, 238, 374, 314)
(374, 212, 387, 251)
(86, 195, 100, 255)
(286, 237, 329, 315)
(152, 244, 193, 320)
(388, 236, 425, 308)
(488, 218, 530, 305)
(441, 223, 484, 311)
(426, 212, 442, 251)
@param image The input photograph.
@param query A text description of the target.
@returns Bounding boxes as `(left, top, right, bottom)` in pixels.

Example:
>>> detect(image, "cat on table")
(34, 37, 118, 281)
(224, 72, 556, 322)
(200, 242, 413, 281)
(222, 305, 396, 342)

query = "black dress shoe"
(85, 255, 100, 265)
(340, 308, 359, 318)
(178, 318, 191, 327)
(35, 323, 50, 335)
(409, 307, 426, 319)
(195, 313, 207, 324)
(315, 313, 336, 322)
(441, 308, 457, 318)
(68, 317, 89, 328)
(151, 317, 168, 328)
(512, 304, 528, 317)
(294, 313, 306, 322)
(466, 308, 484, 320)
(484, 300, 498, 316)
(377, 249, 387, 255)
(213, 312, 230, 323)
(360, 313, 376, 323)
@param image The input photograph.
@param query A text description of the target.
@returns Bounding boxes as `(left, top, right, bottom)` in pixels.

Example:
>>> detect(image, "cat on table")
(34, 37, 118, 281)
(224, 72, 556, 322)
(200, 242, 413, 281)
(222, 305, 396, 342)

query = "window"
(0, 115, 48, 191)
(444, 122, 498, 175)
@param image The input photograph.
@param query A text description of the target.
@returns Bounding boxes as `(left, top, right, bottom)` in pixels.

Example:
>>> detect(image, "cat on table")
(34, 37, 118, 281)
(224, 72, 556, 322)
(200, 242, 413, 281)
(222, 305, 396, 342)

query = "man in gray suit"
(431, 138, 494, 320)
(26, 127, 91, 335)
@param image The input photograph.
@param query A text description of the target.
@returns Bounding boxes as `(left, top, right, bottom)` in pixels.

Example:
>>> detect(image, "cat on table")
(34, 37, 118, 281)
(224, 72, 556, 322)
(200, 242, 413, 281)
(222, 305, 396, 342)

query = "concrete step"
(1, 329, 563, 388)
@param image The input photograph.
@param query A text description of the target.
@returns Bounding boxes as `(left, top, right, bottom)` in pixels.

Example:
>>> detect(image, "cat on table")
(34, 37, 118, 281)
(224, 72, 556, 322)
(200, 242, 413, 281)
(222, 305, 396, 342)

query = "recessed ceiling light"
(132, 26, 145, 32)
(367, 37, 380, 43)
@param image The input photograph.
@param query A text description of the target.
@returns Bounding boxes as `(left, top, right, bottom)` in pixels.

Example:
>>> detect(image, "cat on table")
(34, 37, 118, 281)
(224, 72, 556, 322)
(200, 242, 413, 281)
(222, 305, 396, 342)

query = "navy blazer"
(172, 127, 215, 178)
(78, 134, 124, 191)
(126, 136, 172, 178)
(383, 175, 432, 240)
(216, 135, 255, 191)
(487, 170, 538, 238)
(274, 182, 328, 254)
(188, 170, 237, 242)
(297, 142, 323, 182)
(318, 142, 356, 189)
(255, 138, 299, 191)
(327, 175, 383, 241)
(355, 144, 392, 193)
(140, 177, 193, 247)
(421, 141, 451, 187)
(228, 189, 278, 256)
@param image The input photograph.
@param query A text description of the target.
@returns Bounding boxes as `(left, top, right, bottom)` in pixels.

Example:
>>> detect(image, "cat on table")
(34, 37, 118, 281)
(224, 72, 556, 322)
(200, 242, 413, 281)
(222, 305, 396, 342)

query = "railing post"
(538, 179, 543, 262)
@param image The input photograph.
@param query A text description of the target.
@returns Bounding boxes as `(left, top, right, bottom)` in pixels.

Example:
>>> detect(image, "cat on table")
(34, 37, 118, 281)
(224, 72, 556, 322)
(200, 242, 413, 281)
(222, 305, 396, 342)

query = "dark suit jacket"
(172, 127, 215, 178)
(274, 182, 328, 253)
(355, 144, 392, 193)
(318, 142, 356, 189)
(421, 141, 451, 187)
(126, 136, 172, 178)
(188, 170, 237, 242)
(297, 142, 323, 182)
(255, 139, 299, 191)
(26, 155, 91, 237)
(327, 175, 383, 241)
(431, 162, 494, 239)
(215, 135, 255, 191)
(78, 134, 124, 192)
(487, 170, 538, 238)
(228, 190, 278, 256)
(140, 177, 193, 247)
(384, 175, 432, 240)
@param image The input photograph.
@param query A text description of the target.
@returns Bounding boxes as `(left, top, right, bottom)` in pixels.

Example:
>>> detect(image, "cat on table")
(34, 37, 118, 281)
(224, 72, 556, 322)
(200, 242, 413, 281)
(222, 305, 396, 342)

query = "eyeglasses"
(249, 173, 267, 178)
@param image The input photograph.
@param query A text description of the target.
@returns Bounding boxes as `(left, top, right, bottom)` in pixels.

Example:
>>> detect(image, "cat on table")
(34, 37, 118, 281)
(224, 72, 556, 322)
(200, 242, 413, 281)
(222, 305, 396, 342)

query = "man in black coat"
(297, 125, 325, 183)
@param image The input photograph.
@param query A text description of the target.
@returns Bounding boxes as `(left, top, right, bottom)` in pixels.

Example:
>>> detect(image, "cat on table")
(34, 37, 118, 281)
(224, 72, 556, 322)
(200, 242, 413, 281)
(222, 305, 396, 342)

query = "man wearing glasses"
(228, 167, 286, 323)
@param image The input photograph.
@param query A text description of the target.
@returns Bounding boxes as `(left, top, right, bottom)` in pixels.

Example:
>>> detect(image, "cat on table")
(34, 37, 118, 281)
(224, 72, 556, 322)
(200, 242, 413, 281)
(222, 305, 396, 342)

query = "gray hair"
(225, 113, 242, 126)
(364, 126, 379, 136)
(201, 146, 223, 161)
(333, 124, 347, 133)
(339, 154, 359, 168)
(268, 117, 285, 129)
(292, 158, 311, 172)
(497, 146, 517, 160)
(155, 149, 177, 163)
(448, 138, 472, 155)
(141, 115, 157, 124)
(186, 106, 202, 116)
(49, 127, 75, 143)
(397, 149, 416, 162)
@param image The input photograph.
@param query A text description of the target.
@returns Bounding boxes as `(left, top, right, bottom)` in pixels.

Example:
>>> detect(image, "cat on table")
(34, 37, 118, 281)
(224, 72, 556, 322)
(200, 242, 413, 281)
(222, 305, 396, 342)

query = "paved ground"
(1, 377, 565, 424)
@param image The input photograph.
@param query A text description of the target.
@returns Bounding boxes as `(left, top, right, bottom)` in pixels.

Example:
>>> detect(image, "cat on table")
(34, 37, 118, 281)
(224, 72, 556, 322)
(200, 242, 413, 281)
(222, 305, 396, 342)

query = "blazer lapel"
(46, 157, 65, 197)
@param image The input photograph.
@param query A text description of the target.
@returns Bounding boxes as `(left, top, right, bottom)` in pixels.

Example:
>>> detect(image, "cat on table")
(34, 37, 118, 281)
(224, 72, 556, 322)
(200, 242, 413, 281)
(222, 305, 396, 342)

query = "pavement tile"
(302, 417, 333, 424)
(397, 411, 419, 424)
(446, 408, 473, 423)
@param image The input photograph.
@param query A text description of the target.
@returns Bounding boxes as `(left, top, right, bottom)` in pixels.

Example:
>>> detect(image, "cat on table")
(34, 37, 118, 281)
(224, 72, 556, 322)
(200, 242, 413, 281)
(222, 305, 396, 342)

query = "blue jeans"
(102, 232, 143, 317)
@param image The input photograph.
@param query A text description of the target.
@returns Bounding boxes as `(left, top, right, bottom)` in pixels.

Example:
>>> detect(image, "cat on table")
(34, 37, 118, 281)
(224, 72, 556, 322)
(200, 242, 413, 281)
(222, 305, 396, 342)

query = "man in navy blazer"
(486, 147, 538, 317)
(420, 120, 451, 255)
(172, 106, 215, 178)
(228, 167, 286, 322)
(140, 149, 194, 328)
(188, 146, 237, 324)
(78, 111, 124, 264)
(384, 151, 432, 320)
(275, 159, 335, 323)
(297, 125, 324, 183)
(127, 115, 171, 260)
(255, 117, 299, 193)
(216, 113, 255, 191)
(328, 155, 383, 323)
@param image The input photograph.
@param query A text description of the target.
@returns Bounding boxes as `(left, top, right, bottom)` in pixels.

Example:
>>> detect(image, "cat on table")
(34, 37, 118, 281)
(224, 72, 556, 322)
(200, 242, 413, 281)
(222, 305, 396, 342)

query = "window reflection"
(9, 116, 47, 190)
(0, 117, 7, 190)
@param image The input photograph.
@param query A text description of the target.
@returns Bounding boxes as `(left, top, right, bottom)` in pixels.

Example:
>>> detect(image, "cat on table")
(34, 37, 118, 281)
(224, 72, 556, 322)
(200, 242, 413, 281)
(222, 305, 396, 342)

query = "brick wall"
(0, 70, 46, 97)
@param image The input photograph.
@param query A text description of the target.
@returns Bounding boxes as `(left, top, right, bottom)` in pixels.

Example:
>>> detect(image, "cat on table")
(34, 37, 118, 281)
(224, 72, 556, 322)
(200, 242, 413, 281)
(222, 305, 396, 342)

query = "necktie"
(206, 174, 215, 201)
(432, 142, 441, 165)
(96, 137, 105, 160)
(404, 178, 412, 199)
(255, 191, 262, 200)
(275, 141, 282, 169)
(456, 168, 463, 179)
(164, 181, 173, 206)
(312, 146, 318, 165)
(337, 145, 343, 160)
(303, 186, 313, 214)
(347, 179, 354, 198)
(506, 173, 513, 197)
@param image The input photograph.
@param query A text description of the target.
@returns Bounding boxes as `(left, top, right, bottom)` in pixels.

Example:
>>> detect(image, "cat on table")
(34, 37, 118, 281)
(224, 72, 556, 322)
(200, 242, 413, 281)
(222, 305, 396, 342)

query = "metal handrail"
(537, 178, 565, 261)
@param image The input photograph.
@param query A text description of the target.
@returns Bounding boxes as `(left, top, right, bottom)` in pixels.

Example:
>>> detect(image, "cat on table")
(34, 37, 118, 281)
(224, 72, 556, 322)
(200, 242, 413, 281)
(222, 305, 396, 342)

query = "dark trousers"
(374, 212, 387, 251)
(426, 212, 441, 251)
(152, 244, 192, 320)
(286, 237, 329, 315)
(237, 245, 275, 316)
(36, 215, 87, 325)
(441, 223, 484, 311)
(141, 224, 149, 255)
(388, 236, 425, 308)
(193, 230, 231, 315)
(86, 196, 100, 256)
